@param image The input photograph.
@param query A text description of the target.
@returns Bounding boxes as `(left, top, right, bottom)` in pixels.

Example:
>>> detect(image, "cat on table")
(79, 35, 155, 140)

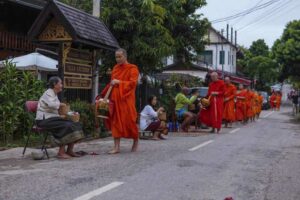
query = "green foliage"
(69, 100, 95, 135)
(246, 56, 279, 90)
(237, 39, 279, 90)
(59, 0, 92, 13)
(162, 0, 209, 62)
(272, 20, 300, 82)
(0, 61, 44, 145)
(60, 0, 209, 74)
(249, 39, 269, 57)
(101, 0, 175, 74)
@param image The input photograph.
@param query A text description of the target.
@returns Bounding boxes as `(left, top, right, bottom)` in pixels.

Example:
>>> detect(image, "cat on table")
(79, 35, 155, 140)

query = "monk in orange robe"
(256, 93, 264, 118)
(199, 72, 225, 133)
(235, 84, 247, 123)
(101, 48, 139, 154)
(270, 92, 276, 110)
(276, 91, 282, 111)
(245, 88, 255, 122)
(223, 77, 236, 128)
(253, 91, 259, 117)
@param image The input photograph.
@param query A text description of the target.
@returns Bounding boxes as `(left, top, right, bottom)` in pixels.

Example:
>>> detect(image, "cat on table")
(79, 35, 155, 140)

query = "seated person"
(36, 76, 84, 159)
(175, 87, 198, 132)
(189, 89, 201, 114)
(140, 95, 168, 140)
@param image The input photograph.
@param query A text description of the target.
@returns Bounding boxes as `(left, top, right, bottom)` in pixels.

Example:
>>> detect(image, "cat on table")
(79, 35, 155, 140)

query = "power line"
(237, 0, 295, 31)
(232, 0, 264, 26)
(211, 0, 282, 24)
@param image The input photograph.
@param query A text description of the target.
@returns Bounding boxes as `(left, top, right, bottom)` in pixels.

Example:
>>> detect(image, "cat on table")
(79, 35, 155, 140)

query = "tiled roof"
(54, 1, 119, 49)
(28, 0, 119, 50)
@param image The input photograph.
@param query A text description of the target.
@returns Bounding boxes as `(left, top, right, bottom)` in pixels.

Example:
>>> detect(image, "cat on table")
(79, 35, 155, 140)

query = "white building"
(199, 27, 237, 73)
(162, 27, 251, 85)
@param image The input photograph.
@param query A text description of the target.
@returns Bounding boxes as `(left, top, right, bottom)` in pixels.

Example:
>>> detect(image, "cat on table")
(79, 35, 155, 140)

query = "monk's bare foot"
(57, 153, 72, 159)
(131, 141, 138, 152)
(217, 128, 221, 133)
(66, 151, 81, 157)
(152, 137, 160, 140)
(108, 149, 120, 154)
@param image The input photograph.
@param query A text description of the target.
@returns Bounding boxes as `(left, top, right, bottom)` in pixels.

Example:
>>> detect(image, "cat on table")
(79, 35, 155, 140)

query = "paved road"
(1, 107, 300, 200)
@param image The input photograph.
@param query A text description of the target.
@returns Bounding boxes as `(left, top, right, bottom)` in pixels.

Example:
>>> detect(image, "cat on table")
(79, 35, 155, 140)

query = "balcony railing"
(0, 31, 36, 52)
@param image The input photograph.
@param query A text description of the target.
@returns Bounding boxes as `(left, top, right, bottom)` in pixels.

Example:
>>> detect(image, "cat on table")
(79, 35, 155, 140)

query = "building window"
(228, 52, 231, 65)
(219, 50, 225, 65)
(198, 50, 213, 65)
(232, 55, 234, 65)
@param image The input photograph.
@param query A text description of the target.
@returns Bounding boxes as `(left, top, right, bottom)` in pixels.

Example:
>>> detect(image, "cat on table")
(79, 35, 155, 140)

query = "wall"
(162, 70, 207, 80)
(205, 44, 236, 73)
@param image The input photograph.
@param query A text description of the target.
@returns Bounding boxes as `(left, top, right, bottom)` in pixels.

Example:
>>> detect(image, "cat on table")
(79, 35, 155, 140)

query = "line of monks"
(199, 72, 265, 133)
(269, 91, 282, 111)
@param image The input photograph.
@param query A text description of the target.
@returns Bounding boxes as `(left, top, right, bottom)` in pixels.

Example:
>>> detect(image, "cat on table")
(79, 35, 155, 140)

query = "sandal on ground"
(57, 154, 72, 159)
(108, 150, 120, 154)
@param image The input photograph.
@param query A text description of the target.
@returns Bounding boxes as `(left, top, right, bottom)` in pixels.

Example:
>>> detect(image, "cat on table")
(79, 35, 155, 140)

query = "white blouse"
(36, 89, 60, 120)
(140, 105, 158, 130)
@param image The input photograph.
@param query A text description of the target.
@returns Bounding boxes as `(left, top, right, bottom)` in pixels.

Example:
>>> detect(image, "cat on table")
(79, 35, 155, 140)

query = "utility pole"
(93, 0, 100, 17)
(221, 29, 224, 79)
(92, 0, 101, 103)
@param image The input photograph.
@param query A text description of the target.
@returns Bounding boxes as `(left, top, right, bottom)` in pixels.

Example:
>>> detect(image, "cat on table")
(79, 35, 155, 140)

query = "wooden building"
(0, 0, 46, 60)
(28, 0, 119, 102)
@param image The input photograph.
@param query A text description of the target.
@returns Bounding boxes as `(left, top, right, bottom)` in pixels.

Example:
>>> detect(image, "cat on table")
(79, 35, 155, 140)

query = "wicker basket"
(188, 104, 196, 111)
(58, 104, 70, 115)
(68, 113, 80, 122)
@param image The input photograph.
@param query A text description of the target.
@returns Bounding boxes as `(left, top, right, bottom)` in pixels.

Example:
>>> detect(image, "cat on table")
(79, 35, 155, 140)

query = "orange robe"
(235, 89, 247, 121)
(270, 93, 276, 109)
(253, 92, 259, 115)
(199, 80, 225, 129)
(276, 94, 282, 109)
(246, 91, 254, 118)
(223, 83, 236, 122)
(257, 95, 263, 115)
(101, 63, 139, 139)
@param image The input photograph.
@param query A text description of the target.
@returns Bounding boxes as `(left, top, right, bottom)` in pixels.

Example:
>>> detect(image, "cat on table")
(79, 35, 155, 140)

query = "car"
(259, 91, 270, 110)
(189, 87, 208, 98)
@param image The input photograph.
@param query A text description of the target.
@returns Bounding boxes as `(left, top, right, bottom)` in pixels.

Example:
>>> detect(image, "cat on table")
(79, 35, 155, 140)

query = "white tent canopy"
(0, 52, 58, 72)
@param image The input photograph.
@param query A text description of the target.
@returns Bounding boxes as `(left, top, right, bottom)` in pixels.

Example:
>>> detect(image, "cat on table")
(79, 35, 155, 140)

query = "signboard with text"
(63, 48, 93, 89)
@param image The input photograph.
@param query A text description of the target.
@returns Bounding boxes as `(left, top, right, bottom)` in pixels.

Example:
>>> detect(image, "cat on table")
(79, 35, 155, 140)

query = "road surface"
(1, 107, 300, 200)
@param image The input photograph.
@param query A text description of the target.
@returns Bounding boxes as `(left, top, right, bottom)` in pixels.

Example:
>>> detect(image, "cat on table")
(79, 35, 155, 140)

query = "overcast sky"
(199, 0, 300, 48)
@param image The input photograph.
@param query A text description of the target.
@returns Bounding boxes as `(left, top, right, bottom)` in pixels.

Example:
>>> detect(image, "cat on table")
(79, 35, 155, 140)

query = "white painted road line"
(73, 182, 124, 200)
(229, 128, 240, 134)
(189, 140, 214, 152)
(262, 111, 275, 118)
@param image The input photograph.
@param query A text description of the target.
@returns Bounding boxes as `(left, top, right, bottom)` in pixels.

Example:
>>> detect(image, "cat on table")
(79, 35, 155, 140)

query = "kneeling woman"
(36, 76, 84, 159)
(140, 95, 168, 140)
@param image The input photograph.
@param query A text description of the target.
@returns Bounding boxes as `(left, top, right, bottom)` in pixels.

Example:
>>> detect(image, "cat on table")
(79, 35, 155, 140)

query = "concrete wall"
(162, 70, 207, 80)
(205, 44, 236, 73)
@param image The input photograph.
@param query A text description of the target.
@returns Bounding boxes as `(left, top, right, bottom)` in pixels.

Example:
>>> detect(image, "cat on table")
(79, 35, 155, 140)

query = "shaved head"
(238, 84, 244, 90)
(224, 76, 230, 84)
(211, 72, 218, 82)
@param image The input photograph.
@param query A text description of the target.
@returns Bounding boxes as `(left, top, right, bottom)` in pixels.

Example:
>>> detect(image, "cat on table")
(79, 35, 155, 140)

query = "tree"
(59, 0, 209, 74)
(101, 0, 174, 74)
(272, 20, 300, 82)
(59, 0, 92, 13)
(237, 40, 280, 91)
(246, 56, 279, 90)
(249, 39, 269, 57)
(161, 0, 209, 62)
